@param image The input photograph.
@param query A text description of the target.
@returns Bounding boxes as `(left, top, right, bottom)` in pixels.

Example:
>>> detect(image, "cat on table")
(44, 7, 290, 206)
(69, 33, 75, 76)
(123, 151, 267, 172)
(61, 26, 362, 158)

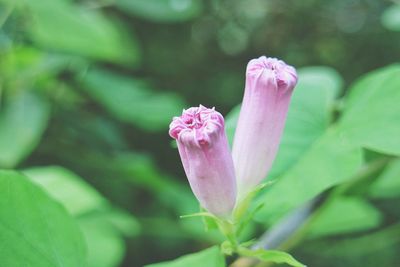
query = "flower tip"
(168, 105, 225, 146)
(246, 55, 298, 91)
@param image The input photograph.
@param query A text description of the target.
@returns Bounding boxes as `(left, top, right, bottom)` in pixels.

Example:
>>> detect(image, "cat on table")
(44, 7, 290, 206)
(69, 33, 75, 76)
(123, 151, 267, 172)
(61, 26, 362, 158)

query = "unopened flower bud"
(169, 105, 237, 218)
(232, 56, 298, 197)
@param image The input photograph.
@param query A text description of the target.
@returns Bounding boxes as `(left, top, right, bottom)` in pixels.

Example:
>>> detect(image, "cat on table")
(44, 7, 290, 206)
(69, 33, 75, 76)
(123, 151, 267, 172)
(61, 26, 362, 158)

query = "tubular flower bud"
(232, 56, 298, 197)
(169, 105, 237, 218)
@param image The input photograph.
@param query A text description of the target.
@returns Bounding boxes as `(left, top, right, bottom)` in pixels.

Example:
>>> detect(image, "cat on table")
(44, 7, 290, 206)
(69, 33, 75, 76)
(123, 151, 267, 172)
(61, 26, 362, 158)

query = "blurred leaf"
(225, 66, 343, 179)
(308, 197, 382, 238)
(116, 0, 203, 23)
(381, 4, 400, 31)
(23, 166, 108, 216)
(255, 127, 363, 224)
(0, 47, 77, 85)
(94, 209, 141, 237)
(296, 66, 343, 98)
(144, 246, 225, 267)
(141, 217, 195, 239)
(369, 159, 400, 198)
(339, 64, 400, 155)
(298, 223, 400, 267)
(238, 247, 305, 267)
(225, 104, 241, 145)
(0, 170, 86, 267)
(79, 216, 125, 267)
(54, 148, 199, 214)
(82, 68, 185, 131)
(23, 0, 140, 65)
(104, 154, 207, 240)
(0, 91, 50, 168)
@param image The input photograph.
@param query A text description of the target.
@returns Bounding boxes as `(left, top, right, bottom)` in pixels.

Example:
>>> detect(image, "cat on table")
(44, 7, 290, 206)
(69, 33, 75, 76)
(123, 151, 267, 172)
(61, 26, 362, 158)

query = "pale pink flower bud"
(169, 105, 237, 218)
(232, 56, 298, 197)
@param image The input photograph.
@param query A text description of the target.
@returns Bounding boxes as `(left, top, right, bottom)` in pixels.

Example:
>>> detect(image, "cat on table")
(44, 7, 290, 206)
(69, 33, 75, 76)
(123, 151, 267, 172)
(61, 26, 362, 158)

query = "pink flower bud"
(169, 105, 237, 218)
(232, 56, 298, 197)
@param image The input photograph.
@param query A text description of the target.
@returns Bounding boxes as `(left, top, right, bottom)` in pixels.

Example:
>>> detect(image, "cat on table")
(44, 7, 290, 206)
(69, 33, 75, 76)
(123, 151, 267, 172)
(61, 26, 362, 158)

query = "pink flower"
(169, 105, 237, 218)
(232, 56, 298, 197)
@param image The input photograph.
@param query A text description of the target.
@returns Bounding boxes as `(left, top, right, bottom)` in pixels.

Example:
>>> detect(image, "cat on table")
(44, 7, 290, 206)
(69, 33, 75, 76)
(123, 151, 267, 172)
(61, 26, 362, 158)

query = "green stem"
(219, 219, 239, 250)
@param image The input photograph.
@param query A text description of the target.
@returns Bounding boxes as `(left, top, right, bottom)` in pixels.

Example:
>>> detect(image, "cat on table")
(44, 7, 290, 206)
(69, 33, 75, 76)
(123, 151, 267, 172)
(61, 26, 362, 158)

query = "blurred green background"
(0, 0, 400, 266)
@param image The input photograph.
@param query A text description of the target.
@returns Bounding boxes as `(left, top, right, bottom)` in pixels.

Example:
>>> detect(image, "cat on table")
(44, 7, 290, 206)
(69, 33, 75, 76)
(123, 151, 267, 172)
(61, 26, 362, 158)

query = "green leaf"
(369, 159, 400, 198)
(0, 91, 50, 168)
(238, 247, 305, 267)
(82, 68, 186, 131)
(23, 165, 140, 230)
(22, 167, 139, 267)
(79, 216, 125, 267)
(23, 166, 108, 216)
(144, 246, 225, 267)
(0, 170, 86, 267)
(23, 0, 140, 65)
(225, 66, 343, 179)
(116, 0, 203, 23)
(381, 5, 400, 31)
(308, 197, 382, 238)
(255, 127, 363, 224)
(339, 64, 400, 155)
(269, 66, 343, 178)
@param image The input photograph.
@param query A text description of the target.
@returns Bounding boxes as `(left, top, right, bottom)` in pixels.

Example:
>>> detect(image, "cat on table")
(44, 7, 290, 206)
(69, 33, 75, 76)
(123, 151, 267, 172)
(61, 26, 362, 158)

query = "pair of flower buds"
(169, 56, 298, 219)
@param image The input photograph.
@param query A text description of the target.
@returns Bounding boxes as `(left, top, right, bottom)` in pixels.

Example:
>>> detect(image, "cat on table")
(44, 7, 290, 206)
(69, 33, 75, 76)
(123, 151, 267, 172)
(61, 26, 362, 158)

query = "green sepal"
(180, 212, 216, 220)
(236, 203, 265, 236)
(200, 207, 219, 231)
(234, 181, 275, 221)
(238, 239, 257, 248)
(238, 247, 306, 267)
(179, 210, 237, 247)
